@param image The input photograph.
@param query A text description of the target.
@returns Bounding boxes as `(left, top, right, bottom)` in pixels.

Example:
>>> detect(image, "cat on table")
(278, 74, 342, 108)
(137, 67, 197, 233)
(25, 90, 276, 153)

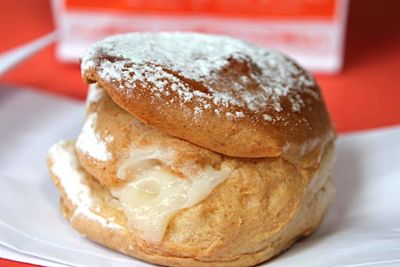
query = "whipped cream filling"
(113, 148, 231, 243)
(76, 112, 113, 161)
(49, 141, 122, 230)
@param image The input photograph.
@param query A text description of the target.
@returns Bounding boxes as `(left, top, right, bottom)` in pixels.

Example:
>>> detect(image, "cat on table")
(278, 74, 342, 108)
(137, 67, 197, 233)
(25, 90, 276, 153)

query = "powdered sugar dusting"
(235, 111, 245, 118)
(49, 141, 122, 230)
(81, 32, 319, 121)
(263, 114, 272, 121)
(76, 113, 113, 161)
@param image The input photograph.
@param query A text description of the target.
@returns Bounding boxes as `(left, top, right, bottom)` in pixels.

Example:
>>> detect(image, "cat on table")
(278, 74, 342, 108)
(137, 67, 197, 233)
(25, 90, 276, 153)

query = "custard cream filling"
(113, 148, 231, 243)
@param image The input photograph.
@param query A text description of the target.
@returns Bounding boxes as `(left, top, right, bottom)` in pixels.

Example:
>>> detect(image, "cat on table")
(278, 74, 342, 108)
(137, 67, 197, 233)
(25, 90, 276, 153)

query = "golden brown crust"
(81, 32, 335, 158)
(48, 139, 335, 267)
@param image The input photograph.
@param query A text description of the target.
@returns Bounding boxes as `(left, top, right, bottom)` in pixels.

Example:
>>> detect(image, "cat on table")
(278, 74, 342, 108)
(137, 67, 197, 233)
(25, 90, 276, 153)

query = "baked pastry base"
(49, 141, 335, 267)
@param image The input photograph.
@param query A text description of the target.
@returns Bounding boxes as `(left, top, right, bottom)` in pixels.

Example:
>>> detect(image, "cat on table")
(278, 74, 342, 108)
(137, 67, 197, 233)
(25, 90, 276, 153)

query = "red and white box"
(52, 0, 348, 73)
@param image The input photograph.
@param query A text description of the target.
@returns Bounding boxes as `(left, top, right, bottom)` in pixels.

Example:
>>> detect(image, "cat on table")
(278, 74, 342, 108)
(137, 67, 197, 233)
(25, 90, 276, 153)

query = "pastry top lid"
(81, 32, 334, 158)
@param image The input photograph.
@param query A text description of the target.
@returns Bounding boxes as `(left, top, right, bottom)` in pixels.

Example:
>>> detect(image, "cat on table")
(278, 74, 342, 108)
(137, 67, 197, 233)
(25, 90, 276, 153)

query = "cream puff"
(48, 32, 336, 267)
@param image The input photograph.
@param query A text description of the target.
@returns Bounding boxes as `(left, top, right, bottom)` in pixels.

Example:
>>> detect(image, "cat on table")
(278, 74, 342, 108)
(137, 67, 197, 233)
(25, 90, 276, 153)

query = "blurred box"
(52, 0, 348, 73)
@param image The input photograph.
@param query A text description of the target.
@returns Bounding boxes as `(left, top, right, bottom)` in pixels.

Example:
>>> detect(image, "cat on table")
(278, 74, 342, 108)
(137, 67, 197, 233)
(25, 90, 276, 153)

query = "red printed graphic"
(66, 0, 336, 20)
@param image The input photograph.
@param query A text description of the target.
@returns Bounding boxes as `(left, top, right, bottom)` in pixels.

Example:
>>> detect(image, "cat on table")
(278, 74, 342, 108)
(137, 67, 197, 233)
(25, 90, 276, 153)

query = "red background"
(64, 0, 337, 19)
(0, 0, 399, 266)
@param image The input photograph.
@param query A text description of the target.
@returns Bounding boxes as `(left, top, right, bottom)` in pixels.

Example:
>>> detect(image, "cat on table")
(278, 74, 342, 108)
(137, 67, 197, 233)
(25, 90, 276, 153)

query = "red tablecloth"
(0, 0, 399, 266)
